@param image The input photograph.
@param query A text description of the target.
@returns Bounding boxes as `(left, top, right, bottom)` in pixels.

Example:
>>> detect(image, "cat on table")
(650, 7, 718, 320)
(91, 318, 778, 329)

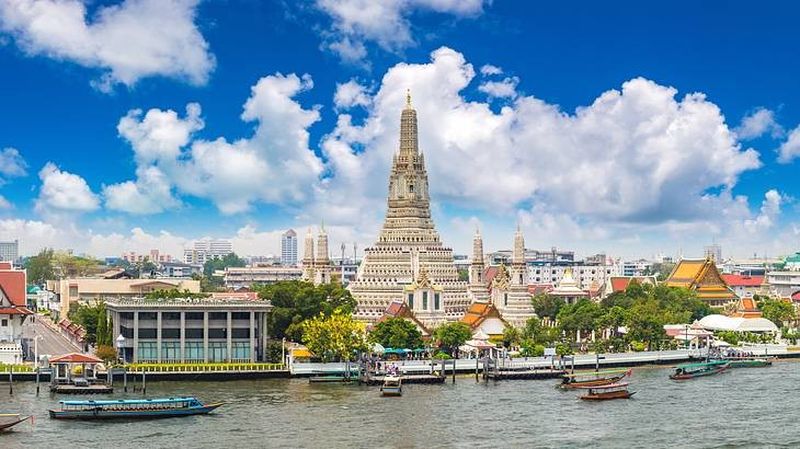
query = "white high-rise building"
(0, 240, 19, 263)
(281, 229, 298, 266)
(184, 239, 233, 264)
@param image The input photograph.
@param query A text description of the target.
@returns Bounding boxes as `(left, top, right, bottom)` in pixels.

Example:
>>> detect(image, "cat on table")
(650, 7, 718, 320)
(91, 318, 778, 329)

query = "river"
(2, 361, 799, 448)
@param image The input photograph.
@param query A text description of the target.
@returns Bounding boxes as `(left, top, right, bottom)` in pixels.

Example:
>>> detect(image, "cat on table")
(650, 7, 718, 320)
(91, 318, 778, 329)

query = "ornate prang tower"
(493, 225, 537, 327)
(349, 91, 470, 326)
(468, 227, 490, 302)
(302, 228, 315, 281)
(314, 223, 331, 285)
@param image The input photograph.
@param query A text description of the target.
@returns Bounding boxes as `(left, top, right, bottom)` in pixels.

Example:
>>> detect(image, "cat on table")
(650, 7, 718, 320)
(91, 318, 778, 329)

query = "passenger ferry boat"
(380, 374, 402, 397)
(49, 397, 223, 420)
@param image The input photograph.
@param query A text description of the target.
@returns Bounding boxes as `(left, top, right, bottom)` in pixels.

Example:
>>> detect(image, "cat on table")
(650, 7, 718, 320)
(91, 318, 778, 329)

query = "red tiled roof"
(0, 306, 32, 315)
(610, 277, 631, 293)
(792, 291, 800, 302)
(0, 262, 11, 270)
(0, 266, 26, 307)
(527, 284, 553, 295)
(720, 274, 764, 287)
(50, 353, 103, 364)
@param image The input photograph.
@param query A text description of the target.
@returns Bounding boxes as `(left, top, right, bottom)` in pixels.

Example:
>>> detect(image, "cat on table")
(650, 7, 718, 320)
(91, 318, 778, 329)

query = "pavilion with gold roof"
(663, 258, 736, 307)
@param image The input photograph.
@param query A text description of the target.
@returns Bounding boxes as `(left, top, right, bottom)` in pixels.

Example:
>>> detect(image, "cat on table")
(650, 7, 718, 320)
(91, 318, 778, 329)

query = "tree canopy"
(256, 280, 357, 341)
(369, 317, 423, 349)
(531, 293, 566, 320)
(433, 322, 472, 356)
(757, 296, 796, 326)
(301, 309, 367, 362)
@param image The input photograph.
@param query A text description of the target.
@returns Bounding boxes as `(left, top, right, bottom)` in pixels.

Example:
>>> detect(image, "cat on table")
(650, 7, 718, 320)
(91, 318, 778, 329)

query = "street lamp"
(116, 334, 126, 364)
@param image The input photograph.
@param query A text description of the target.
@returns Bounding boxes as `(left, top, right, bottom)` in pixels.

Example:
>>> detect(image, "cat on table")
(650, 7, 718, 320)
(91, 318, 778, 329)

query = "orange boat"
(558, 368, 632, 390)
(578, 382, 636, 401)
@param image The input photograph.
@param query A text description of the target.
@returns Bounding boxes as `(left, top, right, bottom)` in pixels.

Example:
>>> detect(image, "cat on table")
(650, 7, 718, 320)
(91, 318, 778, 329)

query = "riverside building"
(106, 297, 272, 363)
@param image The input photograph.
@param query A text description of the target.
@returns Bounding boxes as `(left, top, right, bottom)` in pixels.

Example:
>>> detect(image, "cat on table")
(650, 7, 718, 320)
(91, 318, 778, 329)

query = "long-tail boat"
(578, 382, 636, 401)
(669, 360, 730, 380)
(558, 368, 632, 390)
(49, 397, 223, 420)
(0, 414, 31, 431)
(725, 357, 774, 368)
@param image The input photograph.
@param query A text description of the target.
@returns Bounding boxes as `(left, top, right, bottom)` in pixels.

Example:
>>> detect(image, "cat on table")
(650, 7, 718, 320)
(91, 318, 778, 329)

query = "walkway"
(21, 315, 83, 358)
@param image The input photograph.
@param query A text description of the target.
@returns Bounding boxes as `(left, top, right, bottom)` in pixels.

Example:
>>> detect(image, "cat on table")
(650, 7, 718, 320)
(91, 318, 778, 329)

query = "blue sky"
(0, 0, 799, 260)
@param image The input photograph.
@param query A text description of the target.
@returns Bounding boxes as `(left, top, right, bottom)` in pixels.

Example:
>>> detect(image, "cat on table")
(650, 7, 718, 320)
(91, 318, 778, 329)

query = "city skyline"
(1, 1, 800, 260)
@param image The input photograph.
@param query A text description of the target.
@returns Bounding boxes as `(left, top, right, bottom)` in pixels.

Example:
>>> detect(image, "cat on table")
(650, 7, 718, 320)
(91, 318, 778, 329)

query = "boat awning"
(50, 353, 103, 364)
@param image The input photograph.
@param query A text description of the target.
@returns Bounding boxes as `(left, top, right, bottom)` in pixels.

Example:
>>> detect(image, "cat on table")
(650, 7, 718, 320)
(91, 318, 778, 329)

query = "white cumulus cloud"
(36, 162, 99, 212)
(735, 107, 783, 140)
(334, 79, 371, 109)
(478, 76, 519, 99)
(313, 0, 488, 63)
(778, 124, 800, 164)
(0, 0, 215, 91)
(107, 73, 324, 214)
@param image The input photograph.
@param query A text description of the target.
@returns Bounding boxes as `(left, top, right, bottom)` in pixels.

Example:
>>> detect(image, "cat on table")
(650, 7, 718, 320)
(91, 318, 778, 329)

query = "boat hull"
(49, 403, 223, 420)
(559, 370, 630, 390)
(0, 414, 30, 431)
(580, 390, 636, 401)
(381, 387, 402, 397)
(727, 359, 772, 368)
(669, 366, 728, 380)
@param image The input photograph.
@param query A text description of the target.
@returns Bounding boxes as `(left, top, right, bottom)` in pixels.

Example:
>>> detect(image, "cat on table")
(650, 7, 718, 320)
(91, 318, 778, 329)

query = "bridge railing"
(124, 362, 286, 373)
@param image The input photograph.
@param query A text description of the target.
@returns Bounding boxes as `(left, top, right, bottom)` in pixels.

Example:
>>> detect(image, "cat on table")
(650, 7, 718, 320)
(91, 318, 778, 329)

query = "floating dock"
(485, 368, 566, 381)
(50, 384, 113, 394)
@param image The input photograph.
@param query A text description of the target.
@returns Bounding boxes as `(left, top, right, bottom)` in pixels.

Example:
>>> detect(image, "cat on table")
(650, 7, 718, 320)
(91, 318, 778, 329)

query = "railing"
(0, 364, 34, 373)
(125, 362, 285, 373)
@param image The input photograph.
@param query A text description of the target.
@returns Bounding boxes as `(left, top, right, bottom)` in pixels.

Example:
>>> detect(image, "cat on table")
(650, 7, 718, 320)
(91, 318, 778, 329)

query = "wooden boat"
(380, 374, 402, 397)
(669, 361, 729, 380)
(0, 414, 31, 431)
(726, 357, 773, 368)
(578, 382, 636, 400)
(49, 397, 223, 420)
(558, 368, 632, 390)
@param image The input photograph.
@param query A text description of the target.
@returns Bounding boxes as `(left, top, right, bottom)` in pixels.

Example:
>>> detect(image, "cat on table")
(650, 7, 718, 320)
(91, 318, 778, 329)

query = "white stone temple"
(488, 225, 538, 327)
(349, 92, 473, 327)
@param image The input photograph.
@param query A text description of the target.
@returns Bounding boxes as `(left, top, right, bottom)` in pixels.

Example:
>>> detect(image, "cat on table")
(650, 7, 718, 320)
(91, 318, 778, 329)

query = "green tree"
(557, 299, 602, 338)
(203, 253, 247, 278)
(531, 294, 566, 320)
(144, 288, 210, 300)
(759, 298, 796, 326)
(433, 322, 472, 356)
(301, 309, 368, 362)
(95, 345, 118, 364)
(457, 268, 469, 282)
(502, 326, 522, 349)
(24, 248, 56, 284)
(95, 302, 109, 346)
(369, 317, 423, 349)
(69, 302, 105, 345)
(256, 280, 357, 341)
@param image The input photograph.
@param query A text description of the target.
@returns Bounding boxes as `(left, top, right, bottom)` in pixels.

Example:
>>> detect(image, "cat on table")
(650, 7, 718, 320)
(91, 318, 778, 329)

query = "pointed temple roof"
(664, 258, 736, 304)
(460, 301, 509, 331)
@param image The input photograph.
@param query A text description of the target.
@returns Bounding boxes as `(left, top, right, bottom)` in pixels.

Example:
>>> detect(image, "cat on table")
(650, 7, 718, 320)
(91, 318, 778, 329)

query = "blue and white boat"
(49, 397, 223, 420)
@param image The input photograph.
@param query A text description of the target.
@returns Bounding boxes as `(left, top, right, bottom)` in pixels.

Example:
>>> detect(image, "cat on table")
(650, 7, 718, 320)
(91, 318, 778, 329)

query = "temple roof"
(664, 258, 736, 302)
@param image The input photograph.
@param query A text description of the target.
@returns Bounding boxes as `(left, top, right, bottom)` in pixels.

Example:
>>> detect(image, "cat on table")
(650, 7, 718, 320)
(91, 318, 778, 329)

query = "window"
(120, 325, 133, 338)
(137, 341, 158, 361)
(185, 312, 204, 321)
(1, 319, 7, 327)
(138, 328, 157, 339)
(120, 312, 134, 320)
(185, 328, 204, 339)
(422, 291, 428, 310)
(407, 293, 414, 309)
(209, 342, 227, 362)
(185, 341, 204, 361)
(162, 328, 180, 339)
(69, 286, 78, 297)
(208, 312, 227, 321)
(139, 312, 157, 320)
(163, 312, 181, 321)
(161, 342, 180, 361)
(232, 328, 249, 339)
(232, 342, 250, 361)
(208, 328, 227, 339)
(434, 293, 440, 311)
(232, 312, 250, 320)
(504, 293, 508, 307)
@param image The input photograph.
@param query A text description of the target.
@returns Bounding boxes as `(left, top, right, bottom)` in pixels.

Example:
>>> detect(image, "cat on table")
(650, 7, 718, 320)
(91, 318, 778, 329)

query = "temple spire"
(406, 88, 412, 109)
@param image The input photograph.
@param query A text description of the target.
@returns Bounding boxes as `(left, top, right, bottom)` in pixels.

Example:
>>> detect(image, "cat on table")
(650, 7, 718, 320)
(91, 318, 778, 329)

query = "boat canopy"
(60, 397, 198, 406)
(675, 360, 728, 369)
(697, 314, 779, 333)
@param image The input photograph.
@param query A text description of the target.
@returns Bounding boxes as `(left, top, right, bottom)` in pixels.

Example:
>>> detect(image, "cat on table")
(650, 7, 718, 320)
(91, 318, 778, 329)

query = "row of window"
(123, 328, 253, 339)
(137, 341, 251, 361)
(406, 291, 441, 311)
(120, 312, 253, 321)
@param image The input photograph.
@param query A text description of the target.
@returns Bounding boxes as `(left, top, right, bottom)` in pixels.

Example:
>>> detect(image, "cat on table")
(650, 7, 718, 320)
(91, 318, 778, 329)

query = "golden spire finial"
(406, 88, 412, 108)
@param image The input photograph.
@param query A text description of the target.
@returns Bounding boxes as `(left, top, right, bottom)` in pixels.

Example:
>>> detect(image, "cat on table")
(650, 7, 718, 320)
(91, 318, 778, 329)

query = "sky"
(1, 0, 799, 261)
